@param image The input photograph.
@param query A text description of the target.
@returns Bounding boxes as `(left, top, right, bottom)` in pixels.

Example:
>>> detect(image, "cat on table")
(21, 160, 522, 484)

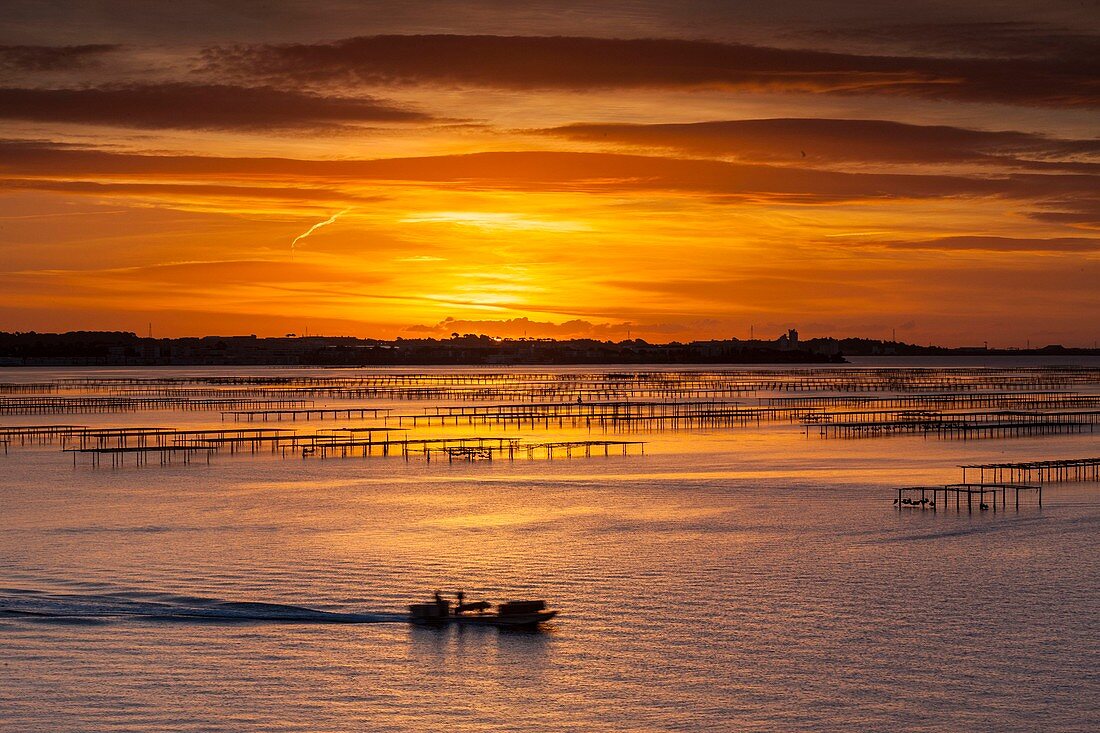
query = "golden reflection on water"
(1, 365, 1099, 731)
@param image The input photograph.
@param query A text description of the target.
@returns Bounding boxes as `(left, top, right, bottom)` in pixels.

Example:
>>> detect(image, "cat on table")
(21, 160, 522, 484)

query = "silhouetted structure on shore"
(0, 331, 1095, 367)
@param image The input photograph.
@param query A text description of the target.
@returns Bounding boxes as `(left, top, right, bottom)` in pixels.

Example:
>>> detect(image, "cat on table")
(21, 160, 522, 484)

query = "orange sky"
(0, 2, 1097, 346)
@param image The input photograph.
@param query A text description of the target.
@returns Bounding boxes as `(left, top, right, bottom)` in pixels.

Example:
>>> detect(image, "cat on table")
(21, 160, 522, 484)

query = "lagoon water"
(1, 363, 1098, 732)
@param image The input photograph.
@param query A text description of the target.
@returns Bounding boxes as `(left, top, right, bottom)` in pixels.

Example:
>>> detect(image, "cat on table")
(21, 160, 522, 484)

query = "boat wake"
(0, 588, 405, 624)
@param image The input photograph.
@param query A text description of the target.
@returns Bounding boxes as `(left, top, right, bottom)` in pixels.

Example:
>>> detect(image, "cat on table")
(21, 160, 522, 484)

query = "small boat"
(408, 598, 557, 628)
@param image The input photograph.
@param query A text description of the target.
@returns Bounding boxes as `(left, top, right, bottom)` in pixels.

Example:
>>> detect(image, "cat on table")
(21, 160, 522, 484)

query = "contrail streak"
(291, 208, 352, 250)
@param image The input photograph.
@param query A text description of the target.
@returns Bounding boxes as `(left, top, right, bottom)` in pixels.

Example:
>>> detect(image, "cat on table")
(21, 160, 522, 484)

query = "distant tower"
(788, 328, 798, 347)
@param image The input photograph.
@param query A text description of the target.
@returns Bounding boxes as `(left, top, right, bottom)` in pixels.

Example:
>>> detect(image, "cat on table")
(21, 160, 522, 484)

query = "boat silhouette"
(408, 597, 557, 627)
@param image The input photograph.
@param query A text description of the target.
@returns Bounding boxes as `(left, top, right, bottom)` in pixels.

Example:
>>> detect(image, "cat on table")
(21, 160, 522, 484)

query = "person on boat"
(456, 590, 465, 614)
(434, 590, 448, 616)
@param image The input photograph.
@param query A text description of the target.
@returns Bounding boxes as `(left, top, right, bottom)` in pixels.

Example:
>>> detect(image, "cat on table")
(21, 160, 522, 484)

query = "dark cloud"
(541, 119, 1100, 171)
(202, 34, 1100, 107)
(0, 83, 430, 130)
(797, 22, 1100, 60)
(1025, 206, 1100, 229)
(0, 44, 119, 71)
(3, 1, 1095, 46)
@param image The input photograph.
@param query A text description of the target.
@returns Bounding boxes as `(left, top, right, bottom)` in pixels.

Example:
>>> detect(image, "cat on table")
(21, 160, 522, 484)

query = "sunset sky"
(1, 1, 1097, 346)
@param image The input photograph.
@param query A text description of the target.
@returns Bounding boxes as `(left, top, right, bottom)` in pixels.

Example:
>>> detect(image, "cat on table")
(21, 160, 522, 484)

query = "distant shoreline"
(2, 331, 1098, 368)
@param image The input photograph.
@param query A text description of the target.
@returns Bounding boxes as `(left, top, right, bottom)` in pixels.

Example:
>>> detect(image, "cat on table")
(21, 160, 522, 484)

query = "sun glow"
(400, 211, 590, 232)
(0, 12, 1094, 345)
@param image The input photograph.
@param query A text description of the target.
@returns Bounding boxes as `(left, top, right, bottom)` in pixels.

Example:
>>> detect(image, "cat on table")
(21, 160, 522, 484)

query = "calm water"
(1, 364, 1098, 732)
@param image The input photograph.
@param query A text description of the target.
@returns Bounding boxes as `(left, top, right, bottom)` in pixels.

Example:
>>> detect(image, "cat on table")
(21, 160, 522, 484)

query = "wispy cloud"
(291, 208, 353, 250)
(869, 236, 1100, 252)
(401, 211, 589, 232)
(395, 255, 446, 262)
(4, 143, 1093, 211)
